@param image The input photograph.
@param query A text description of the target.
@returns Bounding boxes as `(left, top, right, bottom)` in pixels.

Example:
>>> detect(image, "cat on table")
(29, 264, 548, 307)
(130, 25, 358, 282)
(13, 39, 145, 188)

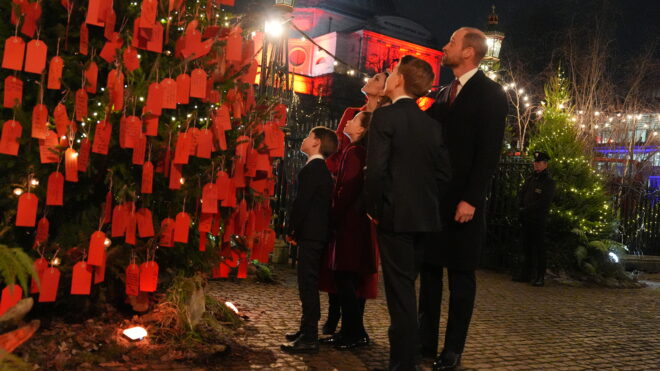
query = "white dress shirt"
(454, 67, 479, 97)
(392, 95, 414, 104)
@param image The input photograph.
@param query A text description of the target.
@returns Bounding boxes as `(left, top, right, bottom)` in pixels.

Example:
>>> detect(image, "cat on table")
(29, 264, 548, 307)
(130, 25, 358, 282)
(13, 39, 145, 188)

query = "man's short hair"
(398, 55, 435, 99)
(460, 27, 488, 63)
(311, 126, 338, 158)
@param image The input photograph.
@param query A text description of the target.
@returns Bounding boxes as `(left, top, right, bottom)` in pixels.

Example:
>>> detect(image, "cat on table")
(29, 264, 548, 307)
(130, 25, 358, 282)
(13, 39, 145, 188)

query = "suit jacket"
(288, 158, 334, 243)
(426, 70, 508, 269)
(365, 98, 451, 233)
(330, 143, 377, 273)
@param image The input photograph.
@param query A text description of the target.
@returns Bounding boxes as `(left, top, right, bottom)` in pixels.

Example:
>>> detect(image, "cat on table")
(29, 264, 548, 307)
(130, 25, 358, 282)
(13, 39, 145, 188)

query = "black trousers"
(522, 221, 547, 281)
(378, 229, 428, 371)
(418, 266, 476, 356)
(335, 271, 367, 340)
(296, 239, 325, 341)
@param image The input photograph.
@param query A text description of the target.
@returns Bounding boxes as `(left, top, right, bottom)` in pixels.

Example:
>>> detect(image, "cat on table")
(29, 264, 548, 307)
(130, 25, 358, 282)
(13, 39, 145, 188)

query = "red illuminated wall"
(357, 30, 443, 86)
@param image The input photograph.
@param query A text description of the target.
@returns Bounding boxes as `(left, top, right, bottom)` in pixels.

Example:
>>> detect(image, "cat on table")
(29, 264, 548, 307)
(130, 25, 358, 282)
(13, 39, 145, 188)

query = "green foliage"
(251, 260, 274, 283)
(571, 229, 628, 280)
(528, 70, 616, 272)
(0, 350, 32, 371)
(0, 244, 37, 294)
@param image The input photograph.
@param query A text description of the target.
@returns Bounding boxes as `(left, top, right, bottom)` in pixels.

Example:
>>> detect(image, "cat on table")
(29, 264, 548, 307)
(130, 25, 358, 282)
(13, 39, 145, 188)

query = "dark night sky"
(392, 0, 660, 82)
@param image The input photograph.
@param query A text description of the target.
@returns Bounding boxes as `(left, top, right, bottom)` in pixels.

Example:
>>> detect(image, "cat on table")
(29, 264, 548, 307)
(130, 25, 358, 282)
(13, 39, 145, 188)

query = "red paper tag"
(215, 171, 230, 200)
(93, 252, 106, 284)
(202, 183, 218, 214)
(104, 8, 117, 40)
(199, 232, 207, 252)
(176, 73, 190, 104)
(159, 218, 175, 247)
(0, 285, 23, 316)
(123, 46, 140, 72)
(84, 62, 98, 94)
(161, 78, 177, 109)
(46, 172, 64, 206)
(187, 127, 200, 156)
(136, 208, 155, 237)
(196, 128, 212, 159)
(47, 56, 64, 90)
(38, 267, 60, 302)
(125, 211, 137, 245)
(86, 0, 107, 26)
(35, 216, 49, 243)
(30, 258, 48, 294)
(221, 180, 237, 208)
(39, 131, 59, 163)
(92, 120, 112, 155)
(141, 161, 154, 194)
(226, 31, 243, 62)
(125, 263, 140, 296)
(53, 103, 70, 137)
(16, 192, 39, 227)
(235, 135, 251, 160)
(70, 262, 93, 295)
(99, 34, 123, 64)
(4, 76, 23, 108)
(103, 191, 112, 224)
(143, 114, 158, 136)
(169, 163, 182, 190)
(215, 104, 232, 131)
(77, 138, 91, 172)
(88, 231, 107, 266)
(107, 69, 125, 111)
(24, 39, 48, 74)
(64, 148, 79, 182)
(80, 23, 89, 55)
(190, 69, 207, 99)
(111, 204, 127, 237)
(145, 82, 163, 116)
(0, 120, 22, 156)
(237, 253, 248, 279)
(2, 36, 25, 71)
(173, 212, 190, 243)
(140, 0, 158, 26)
(132, 133, 147, 165)
(211, 213, 221, 236)
(139, 261, 158, 292)
(75, 89, 89, 121)
(198, 213, 213, 233)
(31, 104, 48, 139)
(172, 132, 191, 164)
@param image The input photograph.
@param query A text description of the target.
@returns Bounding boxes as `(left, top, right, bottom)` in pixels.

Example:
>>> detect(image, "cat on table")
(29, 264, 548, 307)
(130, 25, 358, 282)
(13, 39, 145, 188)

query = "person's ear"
(462, 46, 474, 62)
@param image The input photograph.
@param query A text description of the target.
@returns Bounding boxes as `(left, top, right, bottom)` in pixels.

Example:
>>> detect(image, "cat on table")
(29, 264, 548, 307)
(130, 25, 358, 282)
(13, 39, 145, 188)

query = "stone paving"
(207, 266, 660, 371)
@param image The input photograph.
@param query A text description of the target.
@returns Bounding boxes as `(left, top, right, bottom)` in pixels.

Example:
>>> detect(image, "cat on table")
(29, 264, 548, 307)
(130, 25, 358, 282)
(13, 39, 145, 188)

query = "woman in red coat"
(325, 111, 379, 350)
(320, 73, 389, 336)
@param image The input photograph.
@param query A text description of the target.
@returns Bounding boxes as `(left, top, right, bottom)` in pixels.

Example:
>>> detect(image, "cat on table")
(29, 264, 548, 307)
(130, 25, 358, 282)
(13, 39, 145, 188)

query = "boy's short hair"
(398, 55, 435, 99)
(311, 126, 338, 158)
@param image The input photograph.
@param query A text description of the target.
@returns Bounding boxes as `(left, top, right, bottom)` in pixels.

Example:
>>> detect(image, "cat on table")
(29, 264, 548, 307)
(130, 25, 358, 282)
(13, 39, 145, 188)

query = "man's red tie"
(448, 79, 460, 105)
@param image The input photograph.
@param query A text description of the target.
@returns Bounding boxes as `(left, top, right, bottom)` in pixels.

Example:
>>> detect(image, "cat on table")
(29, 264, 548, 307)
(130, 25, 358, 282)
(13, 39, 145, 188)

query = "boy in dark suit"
(282, 126, 338, 354)
(365, 55, 452, 370)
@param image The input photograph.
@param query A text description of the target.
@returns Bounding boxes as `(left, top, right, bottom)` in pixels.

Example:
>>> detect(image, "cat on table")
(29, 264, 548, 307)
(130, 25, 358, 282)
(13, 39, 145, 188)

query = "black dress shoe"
(433, 351, 461, 370)
(285, 331, 301, 342)
(281, 337, 319, 354)
(512, 275, 530, 282)
(532, 278, 545, 287)
(334, 335, 370, 350)
(319, 332, 342, 345)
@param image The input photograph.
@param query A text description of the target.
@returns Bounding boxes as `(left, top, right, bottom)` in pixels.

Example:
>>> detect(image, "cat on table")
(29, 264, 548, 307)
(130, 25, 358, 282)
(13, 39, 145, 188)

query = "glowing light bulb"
(13, 188, 23, 196)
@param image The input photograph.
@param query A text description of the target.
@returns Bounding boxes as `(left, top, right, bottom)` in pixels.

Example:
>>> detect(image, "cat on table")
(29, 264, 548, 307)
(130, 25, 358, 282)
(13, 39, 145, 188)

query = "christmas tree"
(527, 71, 616, 271)
(0, 0, 284, 312)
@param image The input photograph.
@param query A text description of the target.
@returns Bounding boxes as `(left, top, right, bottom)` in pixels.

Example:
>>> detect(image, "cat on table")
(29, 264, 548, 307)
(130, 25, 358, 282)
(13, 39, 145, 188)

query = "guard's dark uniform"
(518, 152, 555, 285)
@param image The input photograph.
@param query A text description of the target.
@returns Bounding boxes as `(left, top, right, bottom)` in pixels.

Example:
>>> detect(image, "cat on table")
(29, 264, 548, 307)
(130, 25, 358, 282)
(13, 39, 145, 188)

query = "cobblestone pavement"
(207, 266, 660, 371)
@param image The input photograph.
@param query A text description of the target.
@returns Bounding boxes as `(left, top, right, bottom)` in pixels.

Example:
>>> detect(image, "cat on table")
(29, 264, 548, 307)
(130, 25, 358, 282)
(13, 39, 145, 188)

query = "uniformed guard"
(514, 151, 555, 286)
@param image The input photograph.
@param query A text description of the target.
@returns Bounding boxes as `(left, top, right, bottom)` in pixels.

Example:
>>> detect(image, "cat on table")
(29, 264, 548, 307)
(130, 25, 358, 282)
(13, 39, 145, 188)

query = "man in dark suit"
(282, 126, 338, 353)
(365, 55, 451, 371)
(420, 27, 508, 370)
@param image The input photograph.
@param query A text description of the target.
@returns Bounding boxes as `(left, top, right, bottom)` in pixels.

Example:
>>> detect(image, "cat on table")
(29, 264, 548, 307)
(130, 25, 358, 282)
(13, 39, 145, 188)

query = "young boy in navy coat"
(282, 126, 338, 353)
